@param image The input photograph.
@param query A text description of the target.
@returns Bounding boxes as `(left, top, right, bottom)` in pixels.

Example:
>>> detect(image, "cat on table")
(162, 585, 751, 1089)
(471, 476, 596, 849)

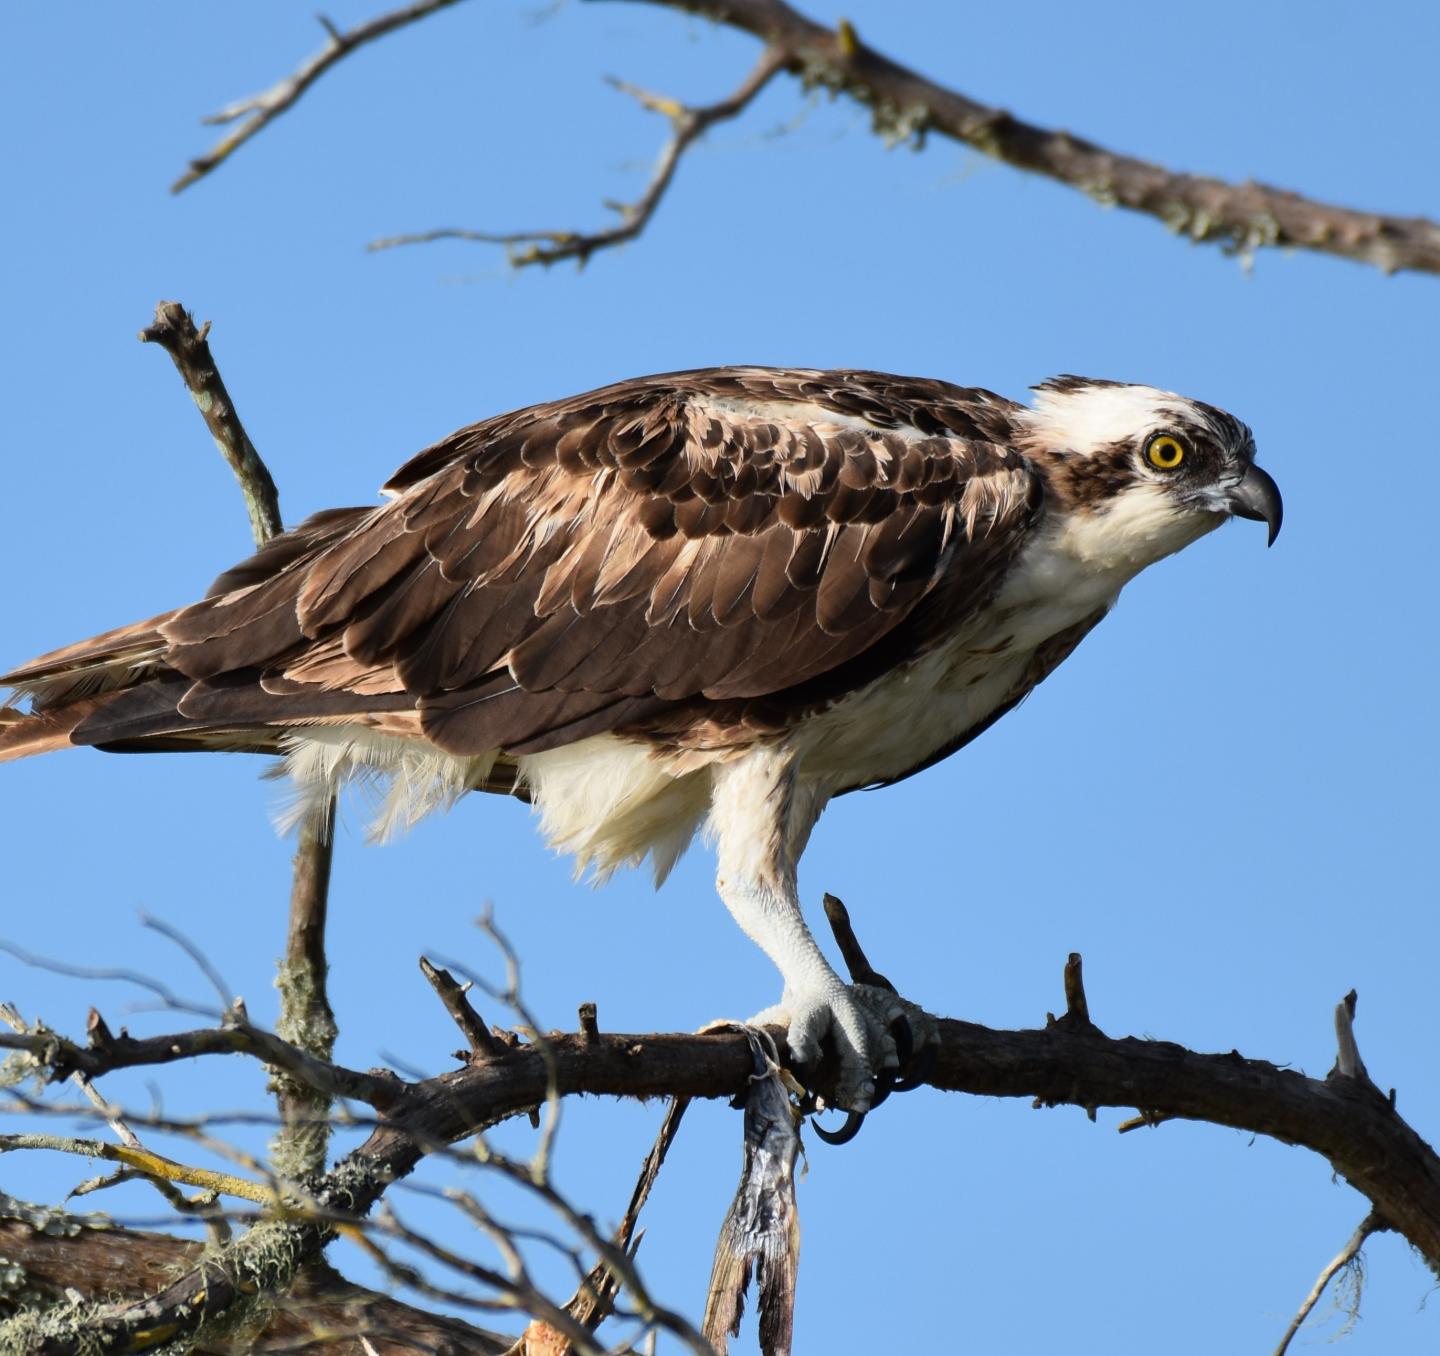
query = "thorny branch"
(178, 0, 1440, 276)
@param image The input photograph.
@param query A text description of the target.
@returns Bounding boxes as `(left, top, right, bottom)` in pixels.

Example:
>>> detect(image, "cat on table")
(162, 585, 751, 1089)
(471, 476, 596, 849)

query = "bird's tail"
(0, 614, 172, 763)
(0, 701, 102, 763)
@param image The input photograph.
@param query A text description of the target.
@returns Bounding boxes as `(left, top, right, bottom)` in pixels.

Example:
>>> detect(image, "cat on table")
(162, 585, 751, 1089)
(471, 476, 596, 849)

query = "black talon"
(868, 1069, 895, 1109)
(811, 1109, 866, 1145)
(890, 1039, 937, 1093)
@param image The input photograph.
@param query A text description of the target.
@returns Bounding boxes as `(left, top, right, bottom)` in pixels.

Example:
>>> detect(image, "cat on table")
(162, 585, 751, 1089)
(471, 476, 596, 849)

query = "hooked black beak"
(1227, 464, 1283, 547)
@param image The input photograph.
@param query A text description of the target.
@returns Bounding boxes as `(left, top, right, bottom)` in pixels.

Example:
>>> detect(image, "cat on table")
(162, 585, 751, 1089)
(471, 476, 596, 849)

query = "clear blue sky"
(3, 3, 1437, 1352)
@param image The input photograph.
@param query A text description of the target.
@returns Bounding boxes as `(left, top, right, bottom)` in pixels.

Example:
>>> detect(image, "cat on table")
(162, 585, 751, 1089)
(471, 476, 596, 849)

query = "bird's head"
(1018, 376, 1282, 570)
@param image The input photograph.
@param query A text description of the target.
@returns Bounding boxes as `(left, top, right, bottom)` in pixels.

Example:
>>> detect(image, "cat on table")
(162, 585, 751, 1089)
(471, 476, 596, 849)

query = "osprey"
(0, 368, 1281, 1111)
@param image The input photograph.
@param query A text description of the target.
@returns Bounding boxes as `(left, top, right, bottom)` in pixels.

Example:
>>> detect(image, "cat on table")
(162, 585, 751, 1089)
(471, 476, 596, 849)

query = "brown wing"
(18, 368, 1042, 757)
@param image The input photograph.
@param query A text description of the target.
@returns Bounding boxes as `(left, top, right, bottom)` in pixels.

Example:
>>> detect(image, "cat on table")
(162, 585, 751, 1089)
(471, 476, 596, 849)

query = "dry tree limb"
(1273, 1209, 1390, 1356)
(368, 47, 788, 266)
(222, 0, 1438, 276)
(172, 0, 471, 193)
(138, 302, 282, 545)
(0, 1132, 274, 1206)
(0, 1210, 515, 1355)
(608, 0, 1440, 278)
(8, 951, 1440, 1354)
(420, 955, 507, 1060)
(139, 300, 340, 1177)
(272, 794, 340, 1178)
(0, 1014, 399, 1110)
(561, 1095, 691, 1340)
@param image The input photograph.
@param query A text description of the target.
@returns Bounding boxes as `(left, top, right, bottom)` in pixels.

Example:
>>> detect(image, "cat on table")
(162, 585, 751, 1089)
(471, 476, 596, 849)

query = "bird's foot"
(751, 981, 937, 1115)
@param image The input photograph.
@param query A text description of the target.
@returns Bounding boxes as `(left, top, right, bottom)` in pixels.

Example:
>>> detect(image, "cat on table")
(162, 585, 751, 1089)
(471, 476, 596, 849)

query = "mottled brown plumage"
(4, 367, 1039, 770)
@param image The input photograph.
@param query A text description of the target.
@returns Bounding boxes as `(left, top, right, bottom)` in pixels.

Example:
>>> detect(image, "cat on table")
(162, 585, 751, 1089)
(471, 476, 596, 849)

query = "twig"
(577, 1002, 600, 1047)
(1274, 1210, 1390, 1355)
(1332, 988, 1367, 1081)
(1116, 1109, 1172, 1134)
(419, 955, 505, 1060)
(1062, 953, 1090, 1026)
(820, 892, 892, 991)
(0, 1019, 398, 1110)
(140, 912, 236, 1010)
(565, 1096, 691, 1337)
(0, 938, 217, 1019)
(0, 1132, 275, 1205)
(367, 47, 788, 266)
(173, 0, 470, 192)
(138, 302, 283, 545)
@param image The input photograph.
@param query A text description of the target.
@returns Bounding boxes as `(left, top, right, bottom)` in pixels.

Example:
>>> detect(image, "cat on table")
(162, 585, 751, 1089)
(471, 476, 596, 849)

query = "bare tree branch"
(197, 0, 1440, 276)
(138, 301, 283, 545)
(368, 47, 788, 266)
(138, 299, 342, 1180)
(1274, 1210, 1390, 1356)
(0, 1210, 515, 1354)
(419, 955, 508, 1061)
(0, 1132, 275, 1206)
(7, 936, 1440, 1354)
(272, 795, 340, 1179)
(602, 0, 1440, 277)
(173, 0, 471, 193)
(0, 1013, 399, 1110)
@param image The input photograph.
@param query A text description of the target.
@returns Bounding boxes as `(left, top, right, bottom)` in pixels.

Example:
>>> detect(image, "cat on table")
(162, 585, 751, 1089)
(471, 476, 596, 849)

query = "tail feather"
(2, 613, 173, 708)
(0, 701, 101, 763)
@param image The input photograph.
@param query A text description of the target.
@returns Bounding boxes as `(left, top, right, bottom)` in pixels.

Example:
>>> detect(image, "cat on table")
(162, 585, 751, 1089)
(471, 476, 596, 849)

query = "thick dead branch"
(607, 0, 1440, 277)
(367, 47, 787, 266)
(173, 0, 471, 193)
(0, 1209, 513, 1354)
(8, 959, 1440, 1353)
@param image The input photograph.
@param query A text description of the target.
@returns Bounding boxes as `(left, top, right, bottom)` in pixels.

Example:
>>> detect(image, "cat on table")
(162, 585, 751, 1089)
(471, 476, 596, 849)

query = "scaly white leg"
(709, 746, 908, 1112)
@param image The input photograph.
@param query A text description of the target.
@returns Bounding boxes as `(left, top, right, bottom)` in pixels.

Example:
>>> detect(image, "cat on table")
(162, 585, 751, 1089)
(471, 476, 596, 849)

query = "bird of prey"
(0, 367, 1281, 1112)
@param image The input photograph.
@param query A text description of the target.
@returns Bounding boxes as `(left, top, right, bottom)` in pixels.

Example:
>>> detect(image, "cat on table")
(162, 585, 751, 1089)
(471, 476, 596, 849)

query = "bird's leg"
(709, 750, 930, 1113)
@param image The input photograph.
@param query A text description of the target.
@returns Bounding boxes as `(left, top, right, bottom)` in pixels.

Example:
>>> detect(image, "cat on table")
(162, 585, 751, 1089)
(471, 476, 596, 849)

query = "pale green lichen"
(0, 1193, 110, 1238)
(0, 1297, 114, 1356)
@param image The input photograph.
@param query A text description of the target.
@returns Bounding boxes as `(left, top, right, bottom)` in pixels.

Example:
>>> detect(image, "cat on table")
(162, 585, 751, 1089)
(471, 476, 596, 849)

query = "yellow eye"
(1146, 434, 1186, 470)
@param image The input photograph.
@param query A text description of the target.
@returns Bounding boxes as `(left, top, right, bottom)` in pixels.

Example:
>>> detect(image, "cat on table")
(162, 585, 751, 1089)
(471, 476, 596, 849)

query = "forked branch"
(368, 47, 788, 266)
(6, 940, 1439, 1354)
(177, 0, 1440, 276)
(173, 0, 471, 193)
